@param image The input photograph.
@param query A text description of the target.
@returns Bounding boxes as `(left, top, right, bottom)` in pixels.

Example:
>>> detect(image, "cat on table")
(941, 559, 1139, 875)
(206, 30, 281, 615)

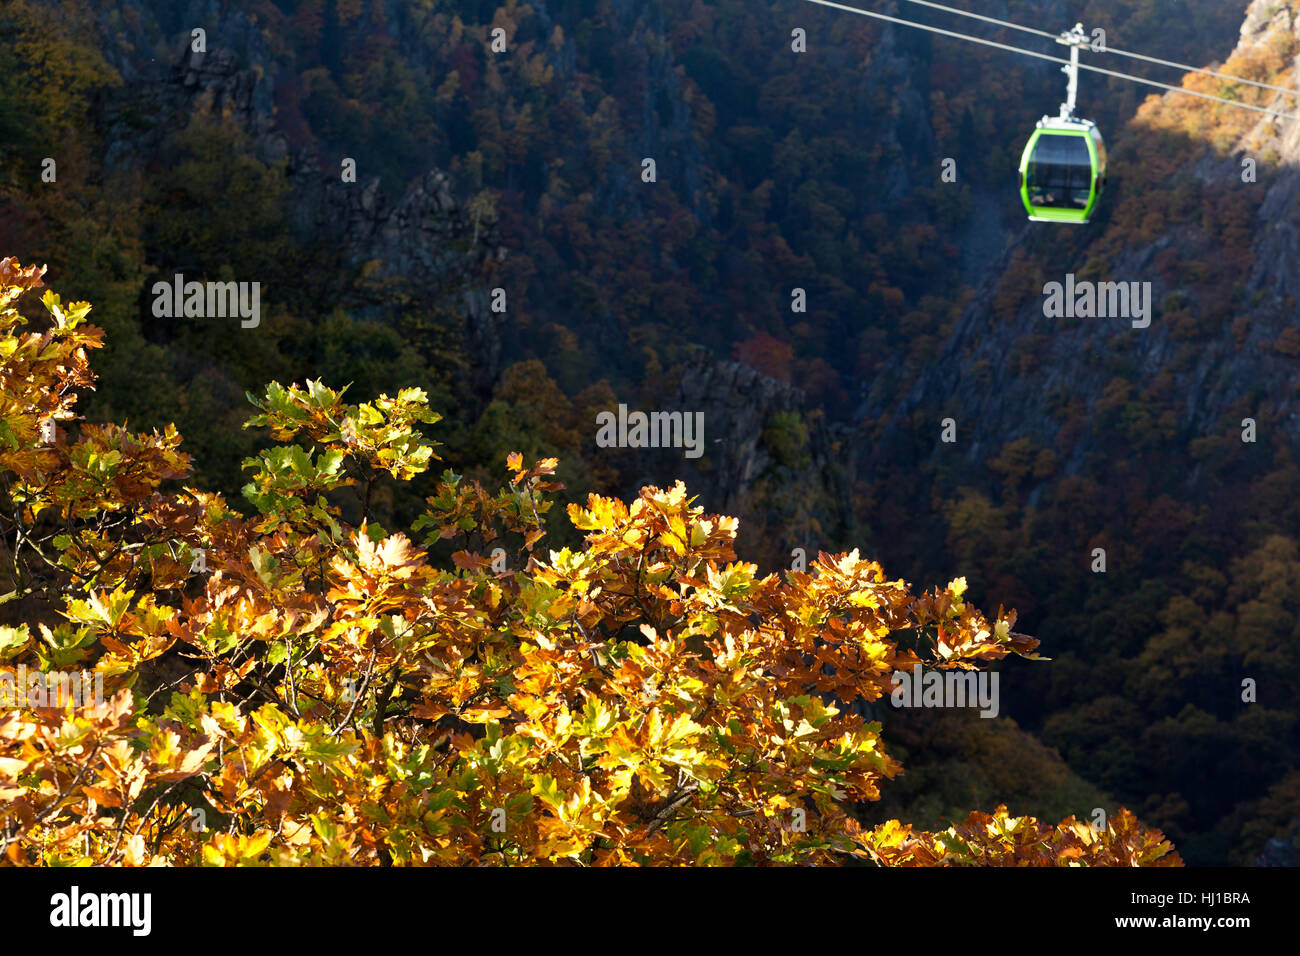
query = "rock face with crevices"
(649, 349, 855, 568)
(670, 352, 809, 505)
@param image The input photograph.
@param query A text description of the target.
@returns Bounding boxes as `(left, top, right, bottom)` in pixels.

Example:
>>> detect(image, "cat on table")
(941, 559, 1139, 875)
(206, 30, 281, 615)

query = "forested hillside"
(1, 0, 1297, 864)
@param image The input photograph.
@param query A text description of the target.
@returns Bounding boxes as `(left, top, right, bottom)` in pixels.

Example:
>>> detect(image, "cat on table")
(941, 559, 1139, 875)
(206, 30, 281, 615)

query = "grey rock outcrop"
(93, 0, 506, 380)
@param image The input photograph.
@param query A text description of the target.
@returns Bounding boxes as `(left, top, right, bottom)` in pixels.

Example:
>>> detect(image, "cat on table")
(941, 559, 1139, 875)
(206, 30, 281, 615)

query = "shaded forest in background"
(1, 0, 1298, 864)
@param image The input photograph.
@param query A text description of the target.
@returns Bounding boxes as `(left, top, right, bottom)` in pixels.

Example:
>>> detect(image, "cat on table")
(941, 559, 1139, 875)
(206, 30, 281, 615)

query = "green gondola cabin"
(1019, 116, 1107, 224)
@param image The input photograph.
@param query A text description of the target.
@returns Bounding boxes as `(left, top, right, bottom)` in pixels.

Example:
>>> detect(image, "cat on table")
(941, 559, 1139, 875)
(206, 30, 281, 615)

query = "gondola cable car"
(1018, 24, 1107, 224)
(801, 0, 1300, 226)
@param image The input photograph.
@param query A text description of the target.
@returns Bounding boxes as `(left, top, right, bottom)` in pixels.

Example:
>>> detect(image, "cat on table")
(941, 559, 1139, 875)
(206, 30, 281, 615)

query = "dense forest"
(1, 0, 1298, 865)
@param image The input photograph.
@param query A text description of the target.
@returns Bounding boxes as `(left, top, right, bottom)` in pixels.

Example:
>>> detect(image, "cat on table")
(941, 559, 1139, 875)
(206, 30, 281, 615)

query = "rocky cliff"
(91, 0, 507, 381)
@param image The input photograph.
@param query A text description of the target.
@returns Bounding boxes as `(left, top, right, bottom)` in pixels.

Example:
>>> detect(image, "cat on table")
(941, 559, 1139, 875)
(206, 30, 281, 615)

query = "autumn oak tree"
(0, 259, 1181, 866)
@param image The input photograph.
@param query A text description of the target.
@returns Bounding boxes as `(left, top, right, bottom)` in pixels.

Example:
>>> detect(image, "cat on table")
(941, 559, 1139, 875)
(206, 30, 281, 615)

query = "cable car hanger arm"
(898, 0, 1300, 99)
(798, 0, 1300, 123)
